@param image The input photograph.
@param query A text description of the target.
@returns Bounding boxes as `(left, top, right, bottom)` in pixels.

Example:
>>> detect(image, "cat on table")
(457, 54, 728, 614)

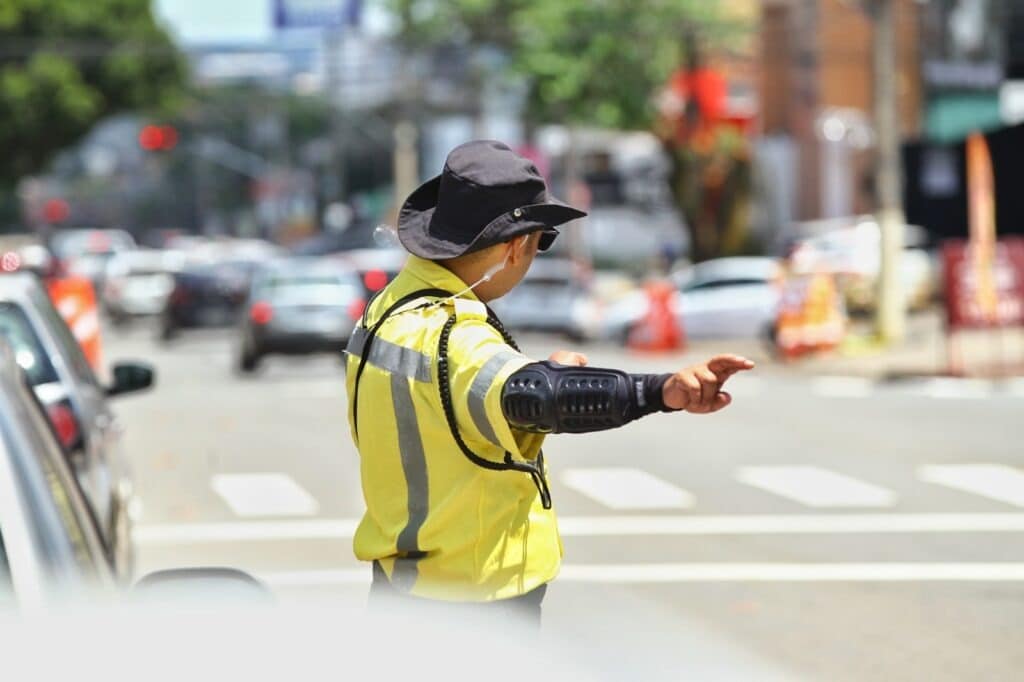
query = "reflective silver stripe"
(469, 349, 523, 446)
(345, 326, 367, 357)
(347, 326, 431, 382)
(391, 371, 429, 591)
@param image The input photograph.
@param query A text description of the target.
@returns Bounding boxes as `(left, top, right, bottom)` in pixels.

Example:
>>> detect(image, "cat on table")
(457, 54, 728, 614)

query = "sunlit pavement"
(110, 321, 1024, 681)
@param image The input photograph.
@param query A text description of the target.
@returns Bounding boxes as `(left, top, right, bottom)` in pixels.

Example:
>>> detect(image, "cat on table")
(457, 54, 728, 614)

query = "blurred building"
(759, 0, 922, 225)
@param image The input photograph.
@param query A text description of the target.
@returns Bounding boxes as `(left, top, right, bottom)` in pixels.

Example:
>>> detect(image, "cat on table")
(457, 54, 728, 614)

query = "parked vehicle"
(49, 229, 137, 293)
(489, 257, 602, 341)
(103, 249, 184, 323)
(0, 273, 153, 580)
(603, 257, 784, 341)
(237, 259, 366, 372)
(0, 341, 265, 607)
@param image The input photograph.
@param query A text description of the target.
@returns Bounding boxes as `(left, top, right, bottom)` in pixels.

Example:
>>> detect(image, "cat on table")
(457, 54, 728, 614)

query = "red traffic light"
(139, 125, 178, 151)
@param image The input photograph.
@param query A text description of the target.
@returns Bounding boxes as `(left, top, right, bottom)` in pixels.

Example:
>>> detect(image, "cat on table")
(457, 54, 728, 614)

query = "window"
(27, 289, 99, 389)
(0, 303, 60, 386)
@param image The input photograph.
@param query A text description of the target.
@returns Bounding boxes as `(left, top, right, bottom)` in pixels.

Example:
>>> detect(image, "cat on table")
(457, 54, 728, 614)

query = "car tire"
(238, 349, 262, 374)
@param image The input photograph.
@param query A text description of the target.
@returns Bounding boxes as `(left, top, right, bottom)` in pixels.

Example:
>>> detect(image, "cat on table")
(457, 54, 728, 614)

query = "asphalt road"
(107, 321, 1024, 681)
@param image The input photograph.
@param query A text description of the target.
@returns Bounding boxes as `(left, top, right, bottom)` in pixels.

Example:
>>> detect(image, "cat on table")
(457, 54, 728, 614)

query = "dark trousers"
(369, 560, 547, 628)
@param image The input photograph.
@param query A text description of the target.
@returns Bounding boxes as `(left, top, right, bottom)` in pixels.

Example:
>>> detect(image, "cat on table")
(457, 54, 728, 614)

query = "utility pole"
(866, 0, 907, 343)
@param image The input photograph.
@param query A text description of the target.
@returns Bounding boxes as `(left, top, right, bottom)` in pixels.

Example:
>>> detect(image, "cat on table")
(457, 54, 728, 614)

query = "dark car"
(0, 273, 154, 581)
(237, 259, 366, 372)
(160, 260, 257, 340)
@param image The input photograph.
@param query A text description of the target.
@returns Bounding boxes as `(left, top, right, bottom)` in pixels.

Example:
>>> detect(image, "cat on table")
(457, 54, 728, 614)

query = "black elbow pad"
(501, 362, 634, 433)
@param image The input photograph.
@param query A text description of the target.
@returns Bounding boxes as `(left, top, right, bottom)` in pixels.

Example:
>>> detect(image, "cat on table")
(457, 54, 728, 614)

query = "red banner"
(943, 238, 1024, 330)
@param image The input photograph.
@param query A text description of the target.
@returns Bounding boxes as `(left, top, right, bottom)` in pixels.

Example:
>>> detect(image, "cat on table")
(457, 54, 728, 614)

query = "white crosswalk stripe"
(919, 464, 1024, 508)
(561, 467, 695, 510)
(736, 466, 897, 508)
(211, 473, 320, 517)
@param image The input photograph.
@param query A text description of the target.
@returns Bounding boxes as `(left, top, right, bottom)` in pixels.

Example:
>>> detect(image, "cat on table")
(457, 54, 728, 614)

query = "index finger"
(707, 355, 755, 377)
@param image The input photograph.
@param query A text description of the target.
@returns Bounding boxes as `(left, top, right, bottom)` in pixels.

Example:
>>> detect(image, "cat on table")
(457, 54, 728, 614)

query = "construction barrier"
(627, 281, 686, 353)
(47, 276, 103, 370)
(775, 272, 846, 360)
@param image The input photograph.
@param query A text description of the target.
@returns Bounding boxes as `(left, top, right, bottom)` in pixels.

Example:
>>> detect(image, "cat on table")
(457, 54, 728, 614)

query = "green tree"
(0, 0, 185, 193)
(387, 0, 756, 261)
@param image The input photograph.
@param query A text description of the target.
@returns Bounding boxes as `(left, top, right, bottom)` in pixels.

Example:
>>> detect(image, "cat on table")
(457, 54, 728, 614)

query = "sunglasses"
(538, 228, 559, 252)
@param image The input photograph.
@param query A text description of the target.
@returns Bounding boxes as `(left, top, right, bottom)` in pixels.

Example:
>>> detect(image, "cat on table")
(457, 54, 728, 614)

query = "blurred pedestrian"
(346, 140, 753, 625)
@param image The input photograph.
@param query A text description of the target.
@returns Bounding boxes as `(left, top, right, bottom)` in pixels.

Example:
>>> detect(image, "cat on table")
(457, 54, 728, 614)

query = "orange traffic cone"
(627, 281, 685, 352)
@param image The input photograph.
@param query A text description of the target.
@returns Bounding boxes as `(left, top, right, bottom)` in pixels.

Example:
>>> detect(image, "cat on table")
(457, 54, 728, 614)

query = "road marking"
(736, 466, 897, 508)
(559, 563, 1024, 583)
(134, 518, 357, 544)
(1003, 378, 1024, 399)
(561, 468, 694, 510)
(210, 473, 320, 517)
(917, 378, 992, 400)
(257, 563, 1024, 587)
(810, 376, 874, 398)
(919, 464, 1024, 508)
(133, 513, 1024, 546)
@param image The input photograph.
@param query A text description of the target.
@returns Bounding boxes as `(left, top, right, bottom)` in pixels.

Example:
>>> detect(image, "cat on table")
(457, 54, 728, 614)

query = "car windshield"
(0, 303, 60, 386)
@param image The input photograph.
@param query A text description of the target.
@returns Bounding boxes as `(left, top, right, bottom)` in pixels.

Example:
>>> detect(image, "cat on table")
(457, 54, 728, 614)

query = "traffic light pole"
(869, 0, 907, 344)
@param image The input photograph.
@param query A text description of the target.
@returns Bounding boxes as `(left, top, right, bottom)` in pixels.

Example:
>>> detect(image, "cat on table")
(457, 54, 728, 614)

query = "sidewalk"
(686, 310, 1024, 381)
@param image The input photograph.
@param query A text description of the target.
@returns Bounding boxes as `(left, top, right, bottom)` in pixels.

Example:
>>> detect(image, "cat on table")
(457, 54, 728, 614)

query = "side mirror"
(107, 361, 155, 397)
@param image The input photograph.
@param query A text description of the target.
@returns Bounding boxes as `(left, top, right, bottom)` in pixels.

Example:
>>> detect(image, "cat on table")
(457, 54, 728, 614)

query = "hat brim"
(397, 175, 586, 259)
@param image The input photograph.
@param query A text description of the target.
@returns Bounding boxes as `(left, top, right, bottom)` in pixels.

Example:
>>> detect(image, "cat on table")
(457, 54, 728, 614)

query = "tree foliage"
(0, 0, 185, 190)
(387, 0, 726, 130)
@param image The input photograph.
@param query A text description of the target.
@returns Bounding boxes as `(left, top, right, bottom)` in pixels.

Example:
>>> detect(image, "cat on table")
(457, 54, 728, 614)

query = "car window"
(0, 303, 60, 386)
(28, 289, 99, 389)
(684, 277, 770, 293)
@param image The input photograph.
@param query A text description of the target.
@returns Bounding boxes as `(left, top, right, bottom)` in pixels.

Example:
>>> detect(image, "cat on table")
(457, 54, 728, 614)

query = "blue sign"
(273, 0, 362, 29)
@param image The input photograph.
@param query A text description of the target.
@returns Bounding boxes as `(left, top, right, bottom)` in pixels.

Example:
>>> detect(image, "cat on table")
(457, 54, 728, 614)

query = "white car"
(604, 257, 783, 341)
(103, 249, 184, 322)
(788, 220, 936, 312)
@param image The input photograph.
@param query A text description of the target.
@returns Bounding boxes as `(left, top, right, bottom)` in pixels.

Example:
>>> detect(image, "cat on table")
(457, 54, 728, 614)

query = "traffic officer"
(345, 140, 753, 622)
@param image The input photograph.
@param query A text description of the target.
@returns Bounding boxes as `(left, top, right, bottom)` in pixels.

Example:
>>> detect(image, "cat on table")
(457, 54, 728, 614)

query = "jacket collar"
(399, 255, 481, 302)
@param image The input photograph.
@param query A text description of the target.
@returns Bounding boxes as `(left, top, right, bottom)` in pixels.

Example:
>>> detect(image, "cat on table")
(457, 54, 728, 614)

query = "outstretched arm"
(501, 352, 754, 434)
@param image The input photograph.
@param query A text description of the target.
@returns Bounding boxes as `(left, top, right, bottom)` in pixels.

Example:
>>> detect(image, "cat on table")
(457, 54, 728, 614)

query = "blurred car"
(0, 340, 117, 603)
(237, 259, 366, 372)
(787, 220, 936, 313)
(332, 248, 407, 301)
(102, 249, 184, 324)
(603, 257, 784, 341)
(489, 257, 601, 341)
(50, 229, 137, 293)
(160, 260, 260, 340)
(0, 343, 267, 608)
(0, 272, 154, 580)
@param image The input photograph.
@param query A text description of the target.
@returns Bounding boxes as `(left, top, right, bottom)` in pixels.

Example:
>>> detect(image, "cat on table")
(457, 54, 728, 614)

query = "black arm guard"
(501, 361, 676, 434)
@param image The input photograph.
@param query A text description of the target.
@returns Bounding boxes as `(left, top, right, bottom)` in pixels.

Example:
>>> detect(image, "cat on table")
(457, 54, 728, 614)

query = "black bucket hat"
(397, 140, 587, 259)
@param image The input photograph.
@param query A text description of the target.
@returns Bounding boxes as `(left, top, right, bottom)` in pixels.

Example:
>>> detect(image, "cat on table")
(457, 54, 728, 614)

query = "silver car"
(488, 257, 601, 341)
(237, 259, 366, 373)
(0, 342, 266, 608)
(0, 273, 153, 581)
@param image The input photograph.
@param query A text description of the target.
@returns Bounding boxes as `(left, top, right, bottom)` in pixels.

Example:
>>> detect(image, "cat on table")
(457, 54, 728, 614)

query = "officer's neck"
(436, 256, 504, 302)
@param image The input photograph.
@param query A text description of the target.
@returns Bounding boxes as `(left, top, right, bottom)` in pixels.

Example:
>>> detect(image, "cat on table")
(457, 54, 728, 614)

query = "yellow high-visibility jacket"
(345, 255, 562, 601)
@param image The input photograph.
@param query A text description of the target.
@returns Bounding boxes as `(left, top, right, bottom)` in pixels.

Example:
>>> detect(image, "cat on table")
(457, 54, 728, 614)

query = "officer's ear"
(507, 234, 531, 265)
